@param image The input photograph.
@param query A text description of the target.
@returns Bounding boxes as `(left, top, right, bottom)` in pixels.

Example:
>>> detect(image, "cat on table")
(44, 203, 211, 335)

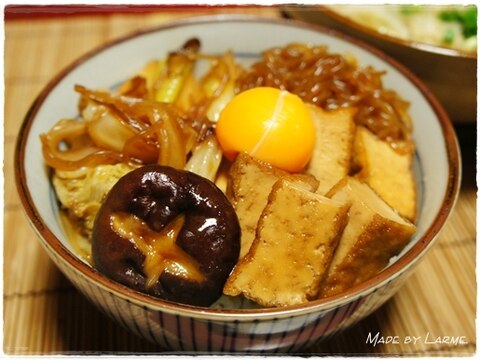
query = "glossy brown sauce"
(110, 212, 205, 287)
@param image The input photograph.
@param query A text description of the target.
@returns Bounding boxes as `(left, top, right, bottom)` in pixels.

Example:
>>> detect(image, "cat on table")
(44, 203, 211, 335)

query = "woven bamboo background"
(4, 5, 476, 356)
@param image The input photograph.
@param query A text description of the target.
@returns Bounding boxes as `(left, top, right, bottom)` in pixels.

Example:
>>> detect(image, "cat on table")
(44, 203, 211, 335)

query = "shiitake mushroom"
(92, 165, 240, 307)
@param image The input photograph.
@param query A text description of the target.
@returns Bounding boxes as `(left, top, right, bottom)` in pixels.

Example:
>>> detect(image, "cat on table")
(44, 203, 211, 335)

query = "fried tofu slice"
(224, 179, 350, 307)
(353, 126, 417, 222)
(319, 177, 416, 298)
(228, 153, 319, 259)
(305, 104, 356, 195)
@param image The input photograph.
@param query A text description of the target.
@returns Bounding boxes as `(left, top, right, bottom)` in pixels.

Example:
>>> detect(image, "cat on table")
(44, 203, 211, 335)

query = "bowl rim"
(14, 14, 462, 321)
(288, 4, 477, 60)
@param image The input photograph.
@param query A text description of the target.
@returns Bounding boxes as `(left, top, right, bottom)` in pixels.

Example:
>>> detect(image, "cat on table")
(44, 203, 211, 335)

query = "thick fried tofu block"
(305, 104, 356, 195)
(228, 153, 319, 259)
(353, 126, 417, 222)
(224, 180, 350, 307)
(319, 177, 416, 298)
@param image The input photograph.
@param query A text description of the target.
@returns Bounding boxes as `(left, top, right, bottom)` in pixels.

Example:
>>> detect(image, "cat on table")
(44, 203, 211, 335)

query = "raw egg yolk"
(215, 87, 315, 172)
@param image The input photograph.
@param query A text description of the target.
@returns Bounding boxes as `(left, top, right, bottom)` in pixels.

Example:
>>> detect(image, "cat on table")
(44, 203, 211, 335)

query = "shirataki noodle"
(237, 43, 413, 154)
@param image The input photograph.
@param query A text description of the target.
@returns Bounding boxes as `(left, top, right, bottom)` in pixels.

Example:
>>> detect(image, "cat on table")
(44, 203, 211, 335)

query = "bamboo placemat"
(3, 6, 477, 356)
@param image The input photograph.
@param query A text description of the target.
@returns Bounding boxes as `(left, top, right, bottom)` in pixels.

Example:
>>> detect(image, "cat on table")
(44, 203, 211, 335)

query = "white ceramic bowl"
(15, 15, 461, 353)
